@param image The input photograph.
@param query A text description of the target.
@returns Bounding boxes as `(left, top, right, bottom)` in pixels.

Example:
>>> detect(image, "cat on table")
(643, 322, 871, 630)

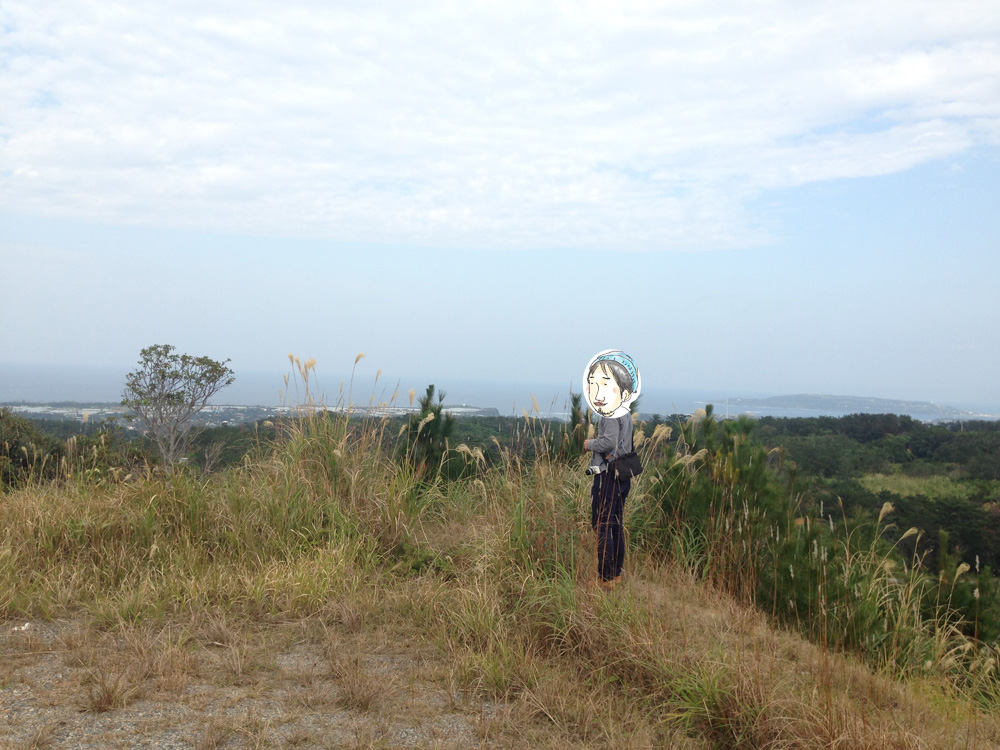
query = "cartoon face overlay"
(582, 350, 640, 419)
(587, 362, 626, 416)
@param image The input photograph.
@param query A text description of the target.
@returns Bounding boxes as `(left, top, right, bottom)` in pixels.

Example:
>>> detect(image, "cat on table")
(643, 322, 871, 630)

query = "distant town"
(1, 401, 503, 429)
(4, 393, 999, 431)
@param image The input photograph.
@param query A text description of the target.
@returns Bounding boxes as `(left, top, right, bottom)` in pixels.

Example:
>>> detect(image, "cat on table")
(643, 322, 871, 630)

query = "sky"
(2, 1, 999, 410)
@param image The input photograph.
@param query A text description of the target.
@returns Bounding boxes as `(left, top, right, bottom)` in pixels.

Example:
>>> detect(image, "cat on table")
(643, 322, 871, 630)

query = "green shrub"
(0, 407, 65, 488)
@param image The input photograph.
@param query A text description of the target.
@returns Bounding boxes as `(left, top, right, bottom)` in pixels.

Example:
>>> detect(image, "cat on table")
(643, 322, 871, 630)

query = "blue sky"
(2, 1, 999, 409)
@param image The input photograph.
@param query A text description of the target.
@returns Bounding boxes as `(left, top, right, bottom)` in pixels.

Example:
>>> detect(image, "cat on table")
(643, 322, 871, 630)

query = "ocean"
(1, 362, 996, 421)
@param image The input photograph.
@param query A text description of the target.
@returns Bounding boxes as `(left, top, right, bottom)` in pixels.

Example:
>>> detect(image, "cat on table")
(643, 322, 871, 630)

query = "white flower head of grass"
(416, 412, 435, 434)
(955, 563, 971, 584)
(456, 443, 486, 468)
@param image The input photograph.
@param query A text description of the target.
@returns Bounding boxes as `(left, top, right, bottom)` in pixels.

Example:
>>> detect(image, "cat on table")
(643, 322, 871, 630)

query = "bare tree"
(121, 344, 235, 473)
(199, 439, 227, 476)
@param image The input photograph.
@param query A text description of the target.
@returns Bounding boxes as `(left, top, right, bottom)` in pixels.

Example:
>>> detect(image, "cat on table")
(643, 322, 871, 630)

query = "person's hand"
(583, 439, 591, 452)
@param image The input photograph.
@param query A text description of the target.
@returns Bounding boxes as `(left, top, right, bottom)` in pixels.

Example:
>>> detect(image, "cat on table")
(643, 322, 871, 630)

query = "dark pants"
(591, 472, 630, 581)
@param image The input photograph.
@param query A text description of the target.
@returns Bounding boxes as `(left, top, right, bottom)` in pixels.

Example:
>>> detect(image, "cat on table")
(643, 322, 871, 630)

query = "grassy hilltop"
(2, 403, 1000, 748)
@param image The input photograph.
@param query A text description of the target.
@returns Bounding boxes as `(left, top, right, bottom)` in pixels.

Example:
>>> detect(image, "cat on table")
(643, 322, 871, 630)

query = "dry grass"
(191, 716, 231, 750)
(21, 722, 58, 750)
(2, 402, 999, 749)
(328, 650, 391, 712)
(1, 615, 489, 749)
(82, 664, 140, 713)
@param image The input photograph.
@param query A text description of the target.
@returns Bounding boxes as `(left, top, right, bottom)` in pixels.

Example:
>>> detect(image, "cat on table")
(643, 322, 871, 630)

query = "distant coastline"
(2, 362, 997, 422)
(719, 394, 998, 422)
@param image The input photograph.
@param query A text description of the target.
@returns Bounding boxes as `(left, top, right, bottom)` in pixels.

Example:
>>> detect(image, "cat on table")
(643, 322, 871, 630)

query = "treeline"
(754, 413, 1000, 480)
(0, 407, 277, 485)
(9, 404, 998, 489)
(753, 414, 1000, 573)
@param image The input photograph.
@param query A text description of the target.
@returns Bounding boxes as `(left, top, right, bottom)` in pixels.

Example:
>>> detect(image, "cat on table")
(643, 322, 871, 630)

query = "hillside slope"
(2, 413, 998, 748)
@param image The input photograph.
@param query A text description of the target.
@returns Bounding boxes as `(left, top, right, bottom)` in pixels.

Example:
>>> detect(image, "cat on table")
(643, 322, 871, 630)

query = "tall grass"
(1, 371, 414, 624)
(3, 374, 999, 747)
(420, 433, 1000, 747)
(627, 408, 1000, 701)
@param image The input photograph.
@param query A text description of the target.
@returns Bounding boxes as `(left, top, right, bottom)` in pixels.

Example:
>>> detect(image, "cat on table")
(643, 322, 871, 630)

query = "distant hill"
(725, 394, 996, 421)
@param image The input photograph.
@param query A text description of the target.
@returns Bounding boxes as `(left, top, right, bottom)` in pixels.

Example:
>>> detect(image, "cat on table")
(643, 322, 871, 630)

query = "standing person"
(582, 351, 640, 589)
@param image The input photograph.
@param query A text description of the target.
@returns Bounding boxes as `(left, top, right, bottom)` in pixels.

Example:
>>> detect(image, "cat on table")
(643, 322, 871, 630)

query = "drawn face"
(587, 362, 628, 417)
(582, 350, 641, 419)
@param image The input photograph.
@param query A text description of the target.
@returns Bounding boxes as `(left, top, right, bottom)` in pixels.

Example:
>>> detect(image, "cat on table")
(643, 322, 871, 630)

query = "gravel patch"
(1, 618, 492, 749)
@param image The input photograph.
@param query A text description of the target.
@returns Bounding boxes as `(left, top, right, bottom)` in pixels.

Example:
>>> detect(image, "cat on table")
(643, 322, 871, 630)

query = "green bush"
(66, 421, 156, 482)
(0, 407, 65, 488)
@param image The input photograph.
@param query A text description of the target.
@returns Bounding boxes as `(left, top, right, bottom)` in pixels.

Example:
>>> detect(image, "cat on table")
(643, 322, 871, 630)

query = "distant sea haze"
(1, 362, 997, 421)
(1, 362, 713, 415)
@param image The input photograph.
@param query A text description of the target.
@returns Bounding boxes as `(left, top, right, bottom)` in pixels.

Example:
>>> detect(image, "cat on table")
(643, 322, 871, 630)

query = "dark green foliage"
(66, 421, 156, 481)
(642, 407, 788, 601)
(188, 422, 277, 473)
(400, 385, 462, 480)
(446, 415, 518, 464)
(16, 416, 107, 441)
(0, 407, 65, 488)
(636, 407, 1000, 673)
(932, 530, 999, 642)
(758, 413, 1000, 639)
(1, 409, 157, 487)
(839, 413, 918, 443)
(557, 391, 588, 460)
(522, 391, 591, 464)
(757, 413, 1000, 480)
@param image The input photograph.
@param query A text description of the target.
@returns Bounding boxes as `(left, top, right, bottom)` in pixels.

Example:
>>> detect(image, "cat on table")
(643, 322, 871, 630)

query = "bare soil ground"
(1, 617, 498, 750)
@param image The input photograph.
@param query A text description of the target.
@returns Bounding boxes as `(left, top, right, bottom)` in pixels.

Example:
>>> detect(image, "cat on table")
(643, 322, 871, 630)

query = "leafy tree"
(121, 344, 235, 473)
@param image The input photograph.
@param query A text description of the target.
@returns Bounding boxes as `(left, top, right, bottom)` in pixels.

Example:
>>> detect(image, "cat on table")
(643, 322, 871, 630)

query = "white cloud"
(1, 0, 998, 250)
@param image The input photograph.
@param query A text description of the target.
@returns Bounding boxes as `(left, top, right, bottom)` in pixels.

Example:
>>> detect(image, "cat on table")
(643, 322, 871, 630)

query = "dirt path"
(1, 618, 499, 750)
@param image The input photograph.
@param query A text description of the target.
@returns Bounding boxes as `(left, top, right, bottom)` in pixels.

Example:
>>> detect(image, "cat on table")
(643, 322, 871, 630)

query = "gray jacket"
(588, 413, 634, 470)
